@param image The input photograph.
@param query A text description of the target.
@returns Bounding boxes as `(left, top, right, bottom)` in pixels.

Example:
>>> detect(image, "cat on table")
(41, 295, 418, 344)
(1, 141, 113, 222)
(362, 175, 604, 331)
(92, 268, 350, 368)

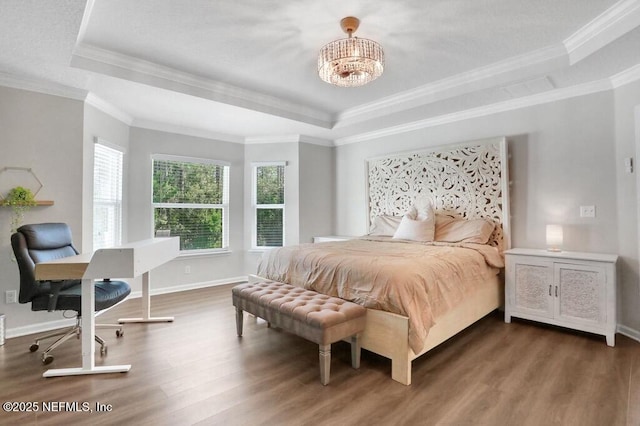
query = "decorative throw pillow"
(393, 196, 435, 242)
(435, 214, 496, 244)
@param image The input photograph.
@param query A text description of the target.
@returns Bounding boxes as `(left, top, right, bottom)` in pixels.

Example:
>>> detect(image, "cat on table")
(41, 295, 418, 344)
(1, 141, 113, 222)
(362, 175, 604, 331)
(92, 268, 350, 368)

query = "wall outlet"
(5, 290, 17, 304)
(580, 205, 596, 218)
(184, 265, 191, 274)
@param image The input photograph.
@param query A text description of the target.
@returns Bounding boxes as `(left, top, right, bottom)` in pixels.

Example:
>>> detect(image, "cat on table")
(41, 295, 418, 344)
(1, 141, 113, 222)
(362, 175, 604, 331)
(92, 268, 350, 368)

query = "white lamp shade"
(546, 225, 563, 251)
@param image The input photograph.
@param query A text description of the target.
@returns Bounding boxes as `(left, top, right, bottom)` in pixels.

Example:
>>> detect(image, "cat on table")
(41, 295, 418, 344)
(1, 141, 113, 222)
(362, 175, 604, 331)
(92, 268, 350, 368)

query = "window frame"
(151, 154, 230, 254)
(93, 138, 124, 250)
(251, 161, 286, 250)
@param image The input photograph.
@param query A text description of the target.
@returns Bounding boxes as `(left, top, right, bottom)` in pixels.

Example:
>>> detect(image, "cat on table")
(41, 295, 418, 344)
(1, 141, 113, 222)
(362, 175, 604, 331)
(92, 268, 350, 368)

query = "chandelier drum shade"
(318, 16, 384, 87)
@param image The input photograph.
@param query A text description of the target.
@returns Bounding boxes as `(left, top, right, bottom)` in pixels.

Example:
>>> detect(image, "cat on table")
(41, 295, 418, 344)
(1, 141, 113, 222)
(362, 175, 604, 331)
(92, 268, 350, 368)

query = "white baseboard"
(6, 318, 77, 339)
(617, 324, 640, 343)
(4, 276, 248, 339)
(126, 276, 247, 299)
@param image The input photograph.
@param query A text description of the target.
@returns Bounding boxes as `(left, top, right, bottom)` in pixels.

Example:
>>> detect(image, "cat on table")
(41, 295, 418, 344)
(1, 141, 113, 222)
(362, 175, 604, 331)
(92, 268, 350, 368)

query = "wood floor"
(1, 284, 639, 426)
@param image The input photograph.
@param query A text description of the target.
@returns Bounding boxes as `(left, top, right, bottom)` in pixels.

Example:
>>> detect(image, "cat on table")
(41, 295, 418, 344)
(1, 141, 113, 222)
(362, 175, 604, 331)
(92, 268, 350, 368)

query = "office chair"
(11, 223, 131, 365)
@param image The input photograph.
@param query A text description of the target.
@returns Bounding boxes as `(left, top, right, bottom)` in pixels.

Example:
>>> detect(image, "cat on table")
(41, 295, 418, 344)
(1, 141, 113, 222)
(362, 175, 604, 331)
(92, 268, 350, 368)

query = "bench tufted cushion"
(232, 281, 366, 346)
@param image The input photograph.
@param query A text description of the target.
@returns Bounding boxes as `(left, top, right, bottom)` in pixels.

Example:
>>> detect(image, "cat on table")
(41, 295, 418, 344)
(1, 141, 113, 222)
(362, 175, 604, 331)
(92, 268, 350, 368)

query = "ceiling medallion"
(317, 16, 384, 87)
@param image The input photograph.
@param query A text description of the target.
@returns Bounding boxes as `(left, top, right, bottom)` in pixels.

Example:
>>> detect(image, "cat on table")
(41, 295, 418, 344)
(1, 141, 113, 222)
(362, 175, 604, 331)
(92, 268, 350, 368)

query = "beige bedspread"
(256, 237, 504, 353)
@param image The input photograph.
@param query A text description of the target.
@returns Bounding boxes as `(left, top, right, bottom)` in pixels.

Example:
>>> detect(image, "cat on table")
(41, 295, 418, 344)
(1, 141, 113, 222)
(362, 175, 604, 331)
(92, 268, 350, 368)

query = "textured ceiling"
(1, 0, 639, 143)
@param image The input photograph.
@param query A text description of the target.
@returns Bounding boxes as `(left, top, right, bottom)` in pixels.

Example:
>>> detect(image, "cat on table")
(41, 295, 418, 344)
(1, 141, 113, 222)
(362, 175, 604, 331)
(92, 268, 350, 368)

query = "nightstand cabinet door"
(555, 263, 606, 326)
(509, 257, 554, 319)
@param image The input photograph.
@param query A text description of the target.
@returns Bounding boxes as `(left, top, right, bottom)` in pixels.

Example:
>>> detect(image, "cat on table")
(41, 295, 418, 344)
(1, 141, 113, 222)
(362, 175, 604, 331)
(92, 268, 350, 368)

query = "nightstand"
(504, 248, 617, 346)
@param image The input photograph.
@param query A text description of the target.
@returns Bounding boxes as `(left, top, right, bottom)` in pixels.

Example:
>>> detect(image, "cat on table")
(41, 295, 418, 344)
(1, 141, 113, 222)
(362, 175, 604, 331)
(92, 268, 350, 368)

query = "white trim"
(245, 135, 301, 144)
(336, 44, 567, 125)
(151, 153, 230, 167)
(74, 0, 96, 46)
(0, 71, 87, 101)
(4, 277, 247, 339)
(335, 79, 612, 146)
(5, 318, 76, 339)
(564, 0, 640, 65)
(132, 119, 245, 144)
(85, 93, 133, 125)
(250, 161, 287, 167)
(617, 323, 640, 343)
(71, 42, 332, 128)
(610, 63, 640, 88)
(93, 136, 128, 154)
(126, 276, 247, 298)
(245, 135, 334, 147)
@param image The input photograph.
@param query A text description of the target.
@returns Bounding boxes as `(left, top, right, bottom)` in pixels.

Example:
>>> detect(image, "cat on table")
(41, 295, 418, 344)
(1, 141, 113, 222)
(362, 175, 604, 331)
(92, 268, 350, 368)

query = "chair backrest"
(11, 223, 79, 304)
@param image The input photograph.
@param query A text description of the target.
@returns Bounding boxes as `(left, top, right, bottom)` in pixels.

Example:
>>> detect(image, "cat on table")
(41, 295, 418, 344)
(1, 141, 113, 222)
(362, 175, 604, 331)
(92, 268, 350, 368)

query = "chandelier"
(317, 16, 384, 87)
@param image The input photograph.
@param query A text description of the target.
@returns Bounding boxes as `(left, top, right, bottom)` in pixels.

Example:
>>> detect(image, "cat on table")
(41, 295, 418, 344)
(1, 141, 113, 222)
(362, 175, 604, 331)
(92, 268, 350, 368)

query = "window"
(93, 141, 124, 250)
(152, 155, 229, 252)
(252, 162, 285, 248)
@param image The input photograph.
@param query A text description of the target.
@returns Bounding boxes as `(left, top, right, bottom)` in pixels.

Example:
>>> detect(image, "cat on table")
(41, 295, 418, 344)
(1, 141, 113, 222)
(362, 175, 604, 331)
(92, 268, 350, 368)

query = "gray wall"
(0, 86, 84, 333)
(82, 103, 130, 251)
(298, 142, 334, 244)
(334, 89, 640, 334)
(614, 79, 640, 334)
(127, 127, 247, 292)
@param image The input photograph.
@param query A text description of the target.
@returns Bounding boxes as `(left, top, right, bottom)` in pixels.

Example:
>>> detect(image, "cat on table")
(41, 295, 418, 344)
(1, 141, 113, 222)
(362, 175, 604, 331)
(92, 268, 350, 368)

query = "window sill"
(248, 248, 279, 254)
(177, 249, 232, 259)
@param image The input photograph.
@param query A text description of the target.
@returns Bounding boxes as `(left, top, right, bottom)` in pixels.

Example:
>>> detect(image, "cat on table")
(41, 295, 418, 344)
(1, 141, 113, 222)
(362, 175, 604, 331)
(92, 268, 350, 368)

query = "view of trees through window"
(153, 158, 228, 251)
(255, 164, 284, 247)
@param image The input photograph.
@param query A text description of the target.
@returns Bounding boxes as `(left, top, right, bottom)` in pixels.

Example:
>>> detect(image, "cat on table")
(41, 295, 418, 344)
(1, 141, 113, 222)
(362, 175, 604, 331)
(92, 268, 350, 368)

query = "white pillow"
(392, 197, 435, 242)
(392, 215, 435, 241)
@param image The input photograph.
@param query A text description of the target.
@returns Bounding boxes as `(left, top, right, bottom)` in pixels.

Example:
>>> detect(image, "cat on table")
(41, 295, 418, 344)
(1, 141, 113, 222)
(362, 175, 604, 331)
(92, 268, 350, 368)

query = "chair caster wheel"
(42, 354, 54, 365)
(29, 343, 39, 352)
(116, 329, 123, 338)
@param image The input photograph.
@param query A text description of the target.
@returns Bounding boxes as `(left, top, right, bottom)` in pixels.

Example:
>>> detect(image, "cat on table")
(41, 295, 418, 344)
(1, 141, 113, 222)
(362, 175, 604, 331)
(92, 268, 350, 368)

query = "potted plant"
(2, 186, 37, 232)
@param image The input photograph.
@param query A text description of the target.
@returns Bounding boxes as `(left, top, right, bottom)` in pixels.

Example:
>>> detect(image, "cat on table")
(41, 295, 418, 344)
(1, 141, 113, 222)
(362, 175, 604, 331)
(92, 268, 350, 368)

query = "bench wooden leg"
(319, 344, 331, 385)
(235, 307, 243, 337)
(350, 334, 361, 369)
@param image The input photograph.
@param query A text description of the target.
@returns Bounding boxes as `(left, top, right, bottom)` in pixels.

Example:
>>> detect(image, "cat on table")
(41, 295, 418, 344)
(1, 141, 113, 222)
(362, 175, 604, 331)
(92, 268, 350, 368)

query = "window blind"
(253, 164, 285, 248)
(93, 143, 124, 250)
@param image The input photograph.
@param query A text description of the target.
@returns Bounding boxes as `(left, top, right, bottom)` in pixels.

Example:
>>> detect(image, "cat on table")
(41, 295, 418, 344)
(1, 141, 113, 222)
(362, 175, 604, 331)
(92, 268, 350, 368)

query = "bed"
(251, 137, 511, 385)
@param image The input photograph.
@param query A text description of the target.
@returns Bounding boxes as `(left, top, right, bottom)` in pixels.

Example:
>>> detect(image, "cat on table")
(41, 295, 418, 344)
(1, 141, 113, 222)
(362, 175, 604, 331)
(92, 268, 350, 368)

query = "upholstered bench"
(232, 281, 367, 385)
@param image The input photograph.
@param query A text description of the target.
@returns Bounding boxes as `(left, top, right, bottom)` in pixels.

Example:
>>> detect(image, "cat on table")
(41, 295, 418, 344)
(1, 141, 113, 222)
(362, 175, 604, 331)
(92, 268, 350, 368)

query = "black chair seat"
(30, 280, 131, 314)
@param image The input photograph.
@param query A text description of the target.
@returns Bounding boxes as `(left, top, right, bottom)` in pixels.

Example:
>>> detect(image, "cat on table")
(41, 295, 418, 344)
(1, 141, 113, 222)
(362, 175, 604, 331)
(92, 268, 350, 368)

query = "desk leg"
(118, 271, 174, 323)
(43, 278, 131, 377)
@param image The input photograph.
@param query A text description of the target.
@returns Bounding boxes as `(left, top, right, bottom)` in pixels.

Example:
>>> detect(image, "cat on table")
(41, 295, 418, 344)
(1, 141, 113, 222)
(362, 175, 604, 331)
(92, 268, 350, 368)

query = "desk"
(34, 237, 180, 377)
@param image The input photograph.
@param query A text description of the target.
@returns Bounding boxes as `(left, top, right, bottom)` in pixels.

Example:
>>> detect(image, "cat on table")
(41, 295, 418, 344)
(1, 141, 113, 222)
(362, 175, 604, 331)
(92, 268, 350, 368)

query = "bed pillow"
(435, 214, 496, 244)
(392, 197, 436, 242)
(369, 215, 402, 236)
(392, 215, 435, 241)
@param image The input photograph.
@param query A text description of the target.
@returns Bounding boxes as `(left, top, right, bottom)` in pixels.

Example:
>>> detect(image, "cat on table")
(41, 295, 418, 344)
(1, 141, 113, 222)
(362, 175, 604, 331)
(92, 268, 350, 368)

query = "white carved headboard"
(366, 137, 511, 253)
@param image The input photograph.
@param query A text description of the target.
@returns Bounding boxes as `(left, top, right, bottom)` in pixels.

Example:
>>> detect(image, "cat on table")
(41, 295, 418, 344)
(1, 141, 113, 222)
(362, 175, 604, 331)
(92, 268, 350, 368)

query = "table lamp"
(546, 224, 563, 252)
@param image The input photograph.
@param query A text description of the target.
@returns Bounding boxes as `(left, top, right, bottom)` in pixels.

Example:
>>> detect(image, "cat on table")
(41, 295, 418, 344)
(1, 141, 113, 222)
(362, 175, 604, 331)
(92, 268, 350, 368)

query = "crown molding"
(70, 43, 333, 129)
(610, 63, 640, 88)
(245, 134, 333, 147)
(335, 44, 568, 127)
(298, 135, 334, 147)
(335, 79, 612, 146)
(131, 119, 245, 144)
(0, 71, 87, 101)
(564, 0, 640, 65)
(85, 93, 133, 125)
(245, 135, 301, 144)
